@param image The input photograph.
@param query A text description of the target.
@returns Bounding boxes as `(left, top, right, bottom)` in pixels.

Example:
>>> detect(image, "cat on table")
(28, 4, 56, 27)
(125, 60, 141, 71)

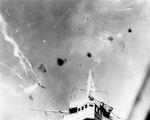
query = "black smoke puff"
(108, 36, 113, 41)
(29, 95, 34, 101)
(38, 64, 46, 73)
(128, 28, 132, 33)
(87, 52, 92, 58)
(57, 58, 67, 66)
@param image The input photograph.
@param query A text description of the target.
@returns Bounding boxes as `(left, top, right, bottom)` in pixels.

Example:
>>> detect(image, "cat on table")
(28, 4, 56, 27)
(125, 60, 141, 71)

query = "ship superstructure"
(32, 69, 117, 120)
(63, 70, 113, 120)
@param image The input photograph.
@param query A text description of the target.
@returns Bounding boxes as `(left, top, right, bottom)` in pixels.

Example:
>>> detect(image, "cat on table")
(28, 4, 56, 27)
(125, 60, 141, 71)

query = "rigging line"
(111, 112, 128, 120)
(111, 112, 120, 119)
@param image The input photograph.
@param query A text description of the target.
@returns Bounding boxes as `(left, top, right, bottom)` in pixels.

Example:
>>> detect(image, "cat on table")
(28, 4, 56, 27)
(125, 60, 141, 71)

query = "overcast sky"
(0, 0, 150, 120)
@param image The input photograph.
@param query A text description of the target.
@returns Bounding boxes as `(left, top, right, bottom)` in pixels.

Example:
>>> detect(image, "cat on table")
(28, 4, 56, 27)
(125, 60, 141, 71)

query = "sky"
(0, 0, 150, 120)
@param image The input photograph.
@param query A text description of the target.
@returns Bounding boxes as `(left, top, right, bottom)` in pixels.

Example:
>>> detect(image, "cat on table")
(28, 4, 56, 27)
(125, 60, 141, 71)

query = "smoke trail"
(0, 13, 41, 91)
(0, 62, 24, 80)
(24, 84, 38, 94)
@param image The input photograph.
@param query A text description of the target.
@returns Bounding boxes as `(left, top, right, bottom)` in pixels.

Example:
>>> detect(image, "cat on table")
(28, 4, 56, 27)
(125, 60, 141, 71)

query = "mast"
(86, 69, 96, 99)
